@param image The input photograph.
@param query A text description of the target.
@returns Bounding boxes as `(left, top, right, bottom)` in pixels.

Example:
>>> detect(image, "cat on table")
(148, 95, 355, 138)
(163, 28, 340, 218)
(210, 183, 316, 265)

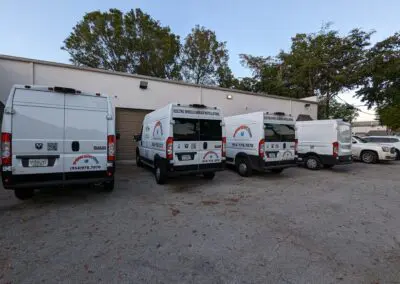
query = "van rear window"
(173, 118, 222, 141)
(264, 124, 295, 142)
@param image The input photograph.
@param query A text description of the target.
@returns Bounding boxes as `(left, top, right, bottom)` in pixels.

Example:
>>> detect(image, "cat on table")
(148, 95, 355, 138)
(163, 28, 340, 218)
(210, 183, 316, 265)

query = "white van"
(1, 85, 116, 200)
(296, 119, 352, 170)
(135, 103, 225, 184)
(224, 112, 297, 176)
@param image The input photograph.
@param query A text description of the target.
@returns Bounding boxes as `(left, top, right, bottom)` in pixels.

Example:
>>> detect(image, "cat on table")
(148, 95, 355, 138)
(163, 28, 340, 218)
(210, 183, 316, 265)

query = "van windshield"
(173, 118, 222, 141)
(264, 123, 295, 142)
(338, 124, 351, 143)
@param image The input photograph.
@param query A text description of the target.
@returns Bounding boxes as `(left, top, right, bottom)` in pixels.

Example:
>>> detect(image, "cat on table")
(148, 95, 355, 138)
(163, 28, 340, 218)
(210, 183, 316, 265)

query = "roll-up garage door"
(116, 108, 151, 160)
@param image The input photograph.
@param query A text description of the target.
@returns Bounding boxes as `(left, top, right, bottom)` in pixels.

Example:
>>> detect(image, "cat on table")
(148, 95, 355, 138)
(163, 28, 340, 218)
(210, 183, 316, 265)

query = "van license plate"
(268, 153, 276, 158)
(28, 159, 48, 167)
(181, 155, 191, 161)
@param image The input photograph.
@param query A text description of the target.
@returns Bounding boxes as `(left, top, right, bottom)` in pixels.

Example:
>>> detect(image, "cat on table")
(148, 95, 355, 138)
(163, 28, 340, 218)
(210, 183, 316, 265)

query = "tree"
(62, 8, 181, 79)
(279, 26, 373, 116)
(181, 25, 230, 85)
(356, 32, 400, 130)
(318, 99, 359, 122)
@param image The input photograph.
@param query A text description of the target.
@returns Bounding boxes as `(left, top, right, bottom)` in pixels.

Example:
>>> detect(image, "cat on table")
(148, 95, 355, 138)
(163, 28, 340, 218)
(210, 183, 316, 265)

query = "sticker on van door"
(70, 154, 101, 171)
(153, 121, 163, 140)
(233, 125, 252, 139)
(202, 151, 221, 163)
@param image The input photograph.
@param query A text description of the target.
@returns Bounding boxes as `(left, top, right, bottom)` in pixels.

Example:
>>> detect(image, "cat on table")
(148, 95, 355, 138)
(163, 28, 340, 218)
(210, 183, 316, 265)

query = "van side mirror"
(133, 134, 142, 142)
(116, 133, 121, 140)
(352, 141, 357, 144)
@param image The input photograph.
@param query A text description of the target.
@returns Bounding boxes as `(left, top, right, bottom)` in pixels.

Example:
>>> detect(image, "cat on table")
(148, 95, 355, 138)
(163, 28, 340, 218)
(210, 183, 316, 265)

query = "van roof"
(171, 103, 221, 111)
(297, 119, 349, 125)
(13, 84, 108, 98)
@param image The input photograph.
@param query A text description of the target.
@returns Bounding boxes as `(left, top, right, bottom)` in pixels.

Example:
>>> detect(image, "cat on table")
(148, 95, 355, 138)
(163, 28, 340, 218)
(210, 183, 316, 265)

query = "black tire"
(154, 160, 168, 185)
(104, 179, 115, 192)
(14, 189, 34, 200)
(136, 150, 143, 167)
(203, 172, 215, 180)
(304, 155, 322, 170)
(323, 164, 334, 169)
(270, 168, 284, 174)
(236, 157, 253, 177)
(396, 149, 400, 160)
(361, 150, 378, 164)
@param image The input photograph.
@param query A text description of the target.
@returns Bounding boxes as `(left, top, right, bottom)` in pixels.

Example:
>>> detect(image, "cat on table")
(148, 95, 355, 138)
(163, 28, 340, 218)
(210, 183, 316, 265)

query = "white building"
(0, 54, 318, 160)
(352, 121, 388, 136)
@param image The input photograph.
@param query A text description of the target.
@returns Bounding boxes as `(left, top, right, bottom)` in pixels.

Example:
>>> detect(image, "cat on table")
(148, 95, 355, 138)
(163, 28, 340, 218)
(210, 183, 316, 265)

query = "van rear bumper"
(297, 154, 353, 165)
(168, 162, 225, 176)
(2, 170, 113, 190)
(249, 155, 297, 171)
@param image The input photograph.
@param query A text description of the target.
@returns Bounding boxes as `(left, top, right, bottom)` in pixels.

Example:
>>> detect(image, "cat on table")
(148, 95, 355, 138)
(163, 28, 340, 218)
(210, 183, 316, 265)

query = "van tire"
(361, 150, 378, 164)
(155, 160, 167, 185)
(304, 155, 322, 170)
(104, 180, 115, 192)
(396, 149, 400, 160)
(236, 157, 253, 177)
(270, 168, 284, 174)
(14, 189, 34, 200)
(203, 172, 215, 180)
(136, 151, 143, 167)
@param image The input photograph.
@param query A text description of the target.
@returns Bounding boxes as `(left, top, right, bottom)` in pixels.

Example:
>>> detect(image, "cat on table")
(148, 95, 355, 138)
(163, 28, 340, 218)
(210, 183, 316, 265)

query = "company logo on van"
(233, 125, 252, 138)
(203, 151, 219, 160)
(153, 121, 163, 138)
(72, 154, 99, 165)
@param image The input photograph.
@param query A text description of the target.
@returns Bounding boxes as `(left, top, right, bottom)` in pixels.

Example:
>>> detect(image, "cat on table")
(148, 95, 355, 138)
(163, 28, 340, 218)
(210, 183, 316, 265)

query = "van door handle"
(203, 142, 208, 149)
(72, 141, 80, 152)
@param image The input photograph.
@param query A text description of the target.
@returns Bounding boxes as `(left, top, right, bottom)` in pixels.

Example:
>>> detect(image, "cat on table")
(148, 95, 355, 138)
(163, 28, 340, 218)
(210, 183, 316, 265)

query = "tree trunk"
(325, 95, 330, 119)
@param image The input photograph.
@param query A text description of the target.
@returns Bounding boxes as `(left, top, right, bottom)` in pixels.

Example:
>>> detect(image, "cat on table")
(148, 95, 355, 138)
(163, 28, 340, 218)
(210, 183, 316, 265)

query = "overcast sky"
(1, 0, 398, 120)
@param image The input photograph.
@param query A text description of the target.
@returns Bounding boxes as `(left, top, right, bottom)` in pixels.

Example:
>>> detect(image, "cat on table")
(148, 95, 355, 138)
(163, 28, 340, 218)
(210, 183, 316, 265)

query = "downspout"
(31, 62, 35, 84)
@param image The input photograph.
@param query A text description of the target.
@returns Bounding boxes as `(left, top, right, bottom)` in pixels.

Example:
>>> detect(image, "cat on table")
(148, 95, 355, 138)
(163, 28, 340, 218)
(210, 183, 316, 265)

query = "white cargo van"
(225, 112, 297, 176)
(296, 119, 352, 170)
(135, 103, 225, 184)
(1, 85, 116, 200)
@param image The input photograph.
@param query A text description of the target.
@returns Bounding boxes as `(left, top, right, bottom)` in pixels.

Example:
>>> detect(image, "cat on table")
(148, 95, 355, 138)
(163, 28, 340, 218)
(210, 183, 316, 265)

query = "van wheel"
(270, 168, 284, 174)
(155, 160, 167, 185)
(203, 172, 215, 180)
(304, 156, 321, 170)
(361, 151, 378, 164)
(396, 149, 400, 160)
(103, 180, 114, 192)
(236, 157, 253, 177)
(136, 152, 143, 167)
(14, 189, 34, 200)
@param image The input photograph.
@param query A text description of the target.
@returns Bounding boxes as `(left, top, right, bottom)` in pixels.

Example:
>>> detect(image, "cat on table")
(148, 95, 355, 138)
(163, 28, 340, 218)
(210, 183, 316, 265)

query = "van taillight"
(222, 137, 226, 158)
(259, 139, 265, 158)
(294, 139, 298, 155)
(107, 135, 116, 161)
(333, 141, 339, 158)
(1, 133, 12, 166)
(166, 137, 173, 160)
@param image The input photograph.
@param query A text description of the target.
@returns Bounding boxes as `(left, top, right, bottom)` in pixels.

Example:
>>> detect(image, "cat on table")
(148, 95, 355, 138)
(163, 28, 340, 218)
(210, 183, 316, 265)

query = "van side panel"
(63, 95, 108, 178)
(12, 89, 64, 176)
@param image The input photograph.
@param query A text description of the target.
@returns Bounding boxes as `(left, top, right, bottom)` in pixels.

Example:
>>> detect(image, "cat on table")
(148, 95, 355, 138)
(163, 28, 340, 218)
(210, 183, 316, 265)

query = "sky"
(1, 0, 399, 120)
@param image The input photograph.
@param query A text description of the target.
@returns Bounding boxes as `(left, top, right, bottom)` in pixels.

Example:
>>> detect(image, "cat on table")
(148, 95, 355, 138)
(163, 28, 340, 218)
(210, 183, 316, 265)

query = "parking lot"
(1, 161, 400, 283)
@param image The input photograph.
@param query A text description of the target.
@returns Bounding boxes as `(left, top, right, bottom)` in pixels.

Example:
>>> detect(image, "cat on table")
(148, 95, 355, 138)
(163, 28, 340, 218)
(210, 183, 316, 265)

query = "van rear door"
(64, 94, 108, 180)
(338, 123, 352, 157)
(198, 119, 223, 169)
(12, 88, 64, 179)
(264, 123, 296, 164)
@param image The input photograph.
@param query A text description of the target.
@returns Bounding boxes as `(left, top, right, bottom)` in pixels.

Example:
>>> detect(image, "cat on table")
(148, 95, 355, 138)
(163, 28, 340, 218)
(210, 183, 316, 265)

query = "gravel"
(1, 161, 400, 283)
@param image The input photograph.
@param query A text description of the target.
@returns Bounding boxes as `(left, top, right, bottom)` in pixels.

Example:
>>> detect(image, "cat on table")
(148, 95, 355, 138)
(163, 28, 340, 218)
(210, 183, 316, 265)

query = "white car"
(1, 85, 116, 200)
(352, 136, 396, 163)
(362, 136, 400, 160)
(135, 103, 225, 184)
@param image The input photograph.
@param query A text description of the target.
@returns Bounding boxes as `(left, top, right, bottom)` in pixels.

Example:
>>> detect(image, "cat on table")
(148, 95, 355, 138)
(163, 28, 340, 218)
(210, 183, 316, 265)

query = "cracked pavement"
(1, 161, 400, 283)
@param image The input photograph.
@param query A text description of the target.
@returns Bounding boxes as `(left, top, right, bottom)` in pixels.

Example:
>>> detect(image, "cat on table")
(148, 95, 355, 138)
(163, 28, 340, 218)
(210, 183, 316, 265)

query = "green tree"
(279, 27, 373, 116)
(318, 99, 359, 122)
(181, 25, 230, 85)
(356, 32, 400, 130)
(62, 8, 181, 79)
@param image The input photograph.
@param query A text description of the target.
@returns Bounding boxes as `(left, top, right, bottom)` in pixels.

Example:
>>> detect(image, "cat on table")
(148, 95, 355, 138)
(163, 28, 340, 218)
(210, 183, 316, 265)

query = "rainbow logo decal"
(153, 121, 163, 138)
(73, 154, 99, 165)
(203, 151, 219, 160)
(233, 125, 252, 138)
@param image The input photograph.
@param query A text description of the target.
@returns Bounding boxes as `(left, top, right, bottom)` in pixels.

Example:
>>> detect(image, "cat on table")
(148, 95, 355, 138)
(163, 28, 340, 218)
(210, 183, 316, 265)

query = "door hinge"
(4, 107, 15, 115)
(106, 114, 113, 120)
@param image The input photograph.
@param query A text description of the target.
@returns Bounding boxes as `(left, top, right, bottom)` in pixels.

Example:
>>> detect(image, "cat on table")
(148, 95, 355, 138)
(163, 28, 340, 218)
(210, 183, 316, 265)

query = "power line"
(336, 96, 376, 116)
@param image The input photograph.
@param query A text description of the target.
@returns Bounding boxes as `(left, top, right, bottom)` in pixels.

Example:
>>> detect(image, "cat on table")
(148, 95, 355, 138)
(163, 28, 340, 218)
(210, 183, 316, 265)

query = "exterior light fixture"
(139, 81, 148, 89)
